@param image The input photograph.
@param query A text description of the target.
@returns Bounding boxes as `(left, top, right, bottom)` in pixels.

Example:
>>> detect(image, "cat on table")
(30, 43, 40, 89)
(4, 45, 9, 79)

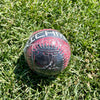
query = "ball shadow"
(14, 53, 57, 91)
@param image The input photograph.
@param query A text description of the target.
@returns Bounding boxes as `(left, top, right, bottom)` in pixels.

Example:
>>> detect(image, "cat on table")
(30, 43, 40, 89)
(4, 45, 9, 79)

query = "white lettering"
(55, 32, 58, 37)
(52, 31, 56, 36)
(45, 31, 48, 36)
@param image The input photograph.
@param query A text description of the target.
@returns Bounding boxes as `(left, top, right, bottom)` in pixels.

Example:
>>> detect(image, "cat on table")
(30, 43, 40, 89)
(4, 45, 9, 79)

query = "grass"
(0, 0, 100, 99)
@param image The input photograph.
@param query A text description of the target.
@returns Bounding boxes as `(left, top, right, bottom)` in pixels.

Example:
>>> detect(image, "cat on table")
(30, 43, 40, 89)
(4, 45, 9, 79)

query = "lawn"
(0, 0, 100, 99)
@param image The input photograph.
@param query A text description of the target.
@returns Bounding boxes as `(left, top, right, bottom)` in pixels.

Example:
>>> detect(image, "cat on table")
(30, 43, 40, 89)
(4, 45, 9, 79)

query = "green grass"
(0, 0, 100, 99)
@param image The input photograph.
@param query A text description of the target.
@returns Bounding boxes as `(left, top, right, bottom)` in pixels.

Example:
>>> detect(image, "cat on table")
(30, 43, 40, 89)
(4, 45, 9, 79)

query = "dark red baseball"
(24, 29, 71, 76)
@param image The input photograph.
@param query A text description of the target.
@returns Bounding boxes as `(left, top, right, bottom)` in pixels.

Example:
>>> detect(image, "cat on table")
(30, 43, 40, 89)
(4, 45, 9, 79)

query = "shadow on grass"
(14, 53, 57, 91)
(71, 0, 77, 2)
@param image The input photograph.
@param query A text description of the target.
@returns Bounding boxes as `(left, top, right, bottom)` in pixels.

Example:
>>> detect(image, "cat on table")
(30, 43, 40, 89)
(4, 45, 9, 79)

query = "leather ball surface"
(24, 29, 71, 76)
